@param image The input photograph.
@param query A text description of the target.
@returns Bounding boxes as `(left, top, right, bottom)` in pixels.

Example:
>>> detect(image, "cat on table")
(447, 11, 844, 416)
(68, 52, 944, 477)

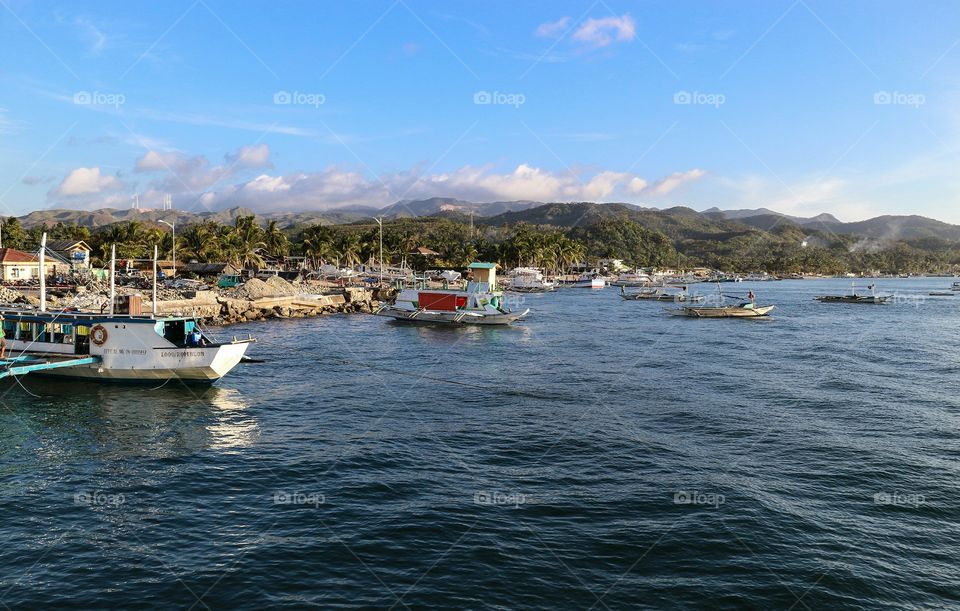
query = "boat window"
(52, 323, 67, 344)
(75, 325, 90, 354)
(162, 320, 187, 346)
(2, 320, 13, 340)
(17, 322, 29, 341)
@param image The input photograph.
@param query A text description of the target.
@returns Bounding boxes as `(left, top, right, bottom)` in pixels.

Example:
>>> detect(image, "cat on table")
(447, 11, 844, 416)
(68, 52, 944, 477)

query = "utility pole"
(372, 216, 383, 285)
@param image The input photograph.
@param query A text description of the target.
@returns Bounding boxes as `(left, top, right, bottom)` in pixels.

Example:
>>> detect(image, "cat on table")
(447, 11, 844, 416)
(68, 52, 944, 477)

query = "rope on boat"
(333, 357, 566, 400)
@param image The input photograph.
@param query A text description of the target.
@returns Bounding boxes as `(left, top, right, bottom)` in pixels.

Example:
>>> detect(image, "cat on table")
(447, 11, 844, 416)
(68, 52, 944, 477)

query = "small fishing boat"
(951, 281, 960, 291)
(567, 272, 606, 289)
(667, 287, 774, 318)
(929, 291, 955, 297)
(375, 262, 529, 325)
(668, 304, 775, 318)
(506, 267, 556, 293)
(610, 270, 652, 287)
(620, 286, 703, 302)
(815, 283, 892, 304)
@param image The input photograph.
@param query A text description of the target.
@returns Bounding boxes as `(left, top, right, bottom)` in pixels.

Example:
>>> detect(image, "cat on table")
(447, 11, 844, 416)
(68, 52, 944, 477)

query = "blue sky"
(1, 0, 959, 221)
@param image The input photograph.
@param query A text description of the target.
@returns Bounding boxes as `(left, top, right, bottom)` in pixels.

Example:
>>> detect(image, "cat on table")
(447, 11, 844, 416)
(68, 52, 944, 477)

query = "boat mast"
(39, 232, 46, 312)
(109, 244, 116, 316)
(152, 244, 158, 317)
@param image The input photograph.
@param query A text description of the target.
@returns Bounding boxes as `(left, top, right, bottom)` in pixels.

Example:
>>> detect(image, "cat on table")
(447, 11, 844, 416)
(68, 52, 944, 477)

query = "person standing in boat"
(745, 290, 756, 309)
(0, 315, 6, 359)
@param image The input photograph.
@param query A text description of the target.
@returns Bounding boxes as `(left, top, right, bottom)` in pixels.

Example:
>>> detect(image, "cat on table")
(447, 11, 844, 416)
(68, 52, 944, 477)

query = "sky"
(1, 0, 959, 221)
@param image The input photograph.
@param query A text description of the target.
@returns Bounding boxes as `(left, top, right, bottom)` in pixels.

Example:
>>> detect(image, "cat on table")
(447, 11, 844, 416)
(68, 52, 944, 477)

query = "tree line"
(3, 213, 960, 275)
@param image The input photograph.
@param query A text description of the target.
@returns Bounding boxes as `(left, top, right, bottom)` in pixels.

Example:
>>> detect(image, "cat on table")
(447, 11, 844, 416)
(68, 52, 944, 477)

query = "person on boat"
(187, 328, 203, 347)
(742, 289, 756, 309)
(0, 315, 6, 359)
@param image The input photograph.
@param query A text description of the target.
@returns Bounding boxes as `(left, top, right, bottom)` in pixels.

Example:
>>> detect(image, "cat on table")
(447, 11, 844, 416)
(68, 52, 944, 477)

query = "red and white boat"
(375, 263, 529, 325)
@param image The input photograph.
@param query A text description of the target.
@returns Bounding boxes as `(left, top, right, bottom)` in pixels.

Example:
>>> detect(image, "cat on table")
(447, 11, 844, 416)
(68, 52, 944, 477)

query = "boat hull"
(815, 296, 892, 304)
(29, 341, 253, 382)
(375, 306, 529, 326)
(668, 305, 775, 318)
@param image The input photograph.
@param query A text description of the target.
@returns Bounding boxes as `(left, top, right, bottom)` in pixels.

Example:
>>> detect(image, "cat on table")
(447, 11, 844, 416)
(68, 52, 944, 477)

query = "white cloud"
(649, 169, 706, 195)
(51, 167, 124, 197)
(195, 163, 706, 211)
(535, 17, 571, 38)
(571, 15, 636, 48)
(225, 144, 272, 169)
(133, 144, 271, 194)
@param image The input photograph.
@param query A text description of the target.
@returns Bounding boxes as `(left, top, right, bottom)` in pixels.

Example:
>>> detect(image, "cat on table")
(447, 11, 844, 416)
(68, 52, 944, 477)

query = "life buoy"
(90, 324, 108, 346)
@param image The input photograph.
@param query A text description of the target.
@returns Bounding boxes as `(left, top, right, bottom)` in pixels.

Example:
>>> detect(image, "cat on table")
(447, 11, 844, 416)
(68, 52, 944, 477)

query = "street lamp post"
(159, 219, 176, 277)
(373, 216, 383, 285)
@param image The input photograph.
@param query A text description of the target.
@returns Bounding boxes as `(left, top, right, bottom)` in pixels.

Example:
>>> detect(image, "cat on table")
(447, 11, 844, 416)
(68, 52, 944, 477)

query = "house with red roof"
(0, 248, 64, 281)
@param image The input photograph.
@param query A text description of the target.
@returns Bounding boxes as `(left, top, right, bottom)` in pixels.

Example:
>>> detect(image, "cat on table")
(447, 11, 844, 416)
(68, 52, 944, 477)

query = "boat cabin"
(467, 262, 498, 292)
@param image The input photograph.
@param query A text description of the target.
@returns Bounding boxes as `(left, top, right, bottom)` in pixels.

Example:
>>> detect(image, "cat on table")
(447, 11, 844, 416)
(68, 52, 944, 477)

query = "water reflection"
(0, 378, 258, 465)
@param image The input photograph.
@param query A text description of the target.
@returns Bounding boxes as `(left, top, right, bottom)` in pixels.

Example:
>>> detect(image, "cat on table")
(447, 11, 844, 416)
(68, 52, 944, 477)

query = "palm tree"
(336, 233, 363, 268)
(264, 220, 290, 258)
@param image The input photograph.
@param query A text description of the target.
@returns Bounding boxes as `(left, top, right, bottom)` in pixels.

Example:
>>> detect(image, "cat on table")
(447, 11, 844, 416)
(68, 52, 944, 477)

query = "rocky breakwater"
(212, 276, 377, 325)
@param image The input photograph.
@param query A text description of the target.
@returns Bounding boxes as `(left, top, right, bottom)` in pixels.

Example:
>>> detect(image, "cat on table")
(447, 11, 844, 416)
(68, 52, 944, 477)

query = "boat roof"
(0, 305, 196, 325)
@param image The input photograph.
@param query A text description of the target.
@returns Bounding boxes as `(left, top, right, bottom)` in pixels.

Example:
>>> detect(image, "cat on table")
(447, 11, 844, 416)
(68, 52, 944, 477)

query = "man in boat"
(0, 315, 5, 359)
(744, 290, 756, 309)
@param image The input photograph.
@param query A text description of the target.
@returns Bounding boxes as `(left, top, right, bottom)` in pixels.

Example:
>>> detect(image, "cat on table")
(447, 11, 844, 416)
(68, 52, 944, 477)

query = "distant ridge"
(14, 200, 960, 243)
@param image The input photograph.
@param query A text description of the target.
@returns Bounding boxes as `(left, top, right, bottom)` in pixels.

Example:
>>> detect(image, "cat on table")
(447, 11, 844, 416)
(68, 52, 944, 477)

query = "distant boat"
(951, 281, 960, 291)
(929, 291, 955, 297)
(610, 271, 652, 287)
(620, 286, 703, 302)
(667, 285, 773, 318)
(668, 304, 775, 318)
(559, 272, 605, 289)
(815, 282, 892, 304)
(505, 267, 556, 293)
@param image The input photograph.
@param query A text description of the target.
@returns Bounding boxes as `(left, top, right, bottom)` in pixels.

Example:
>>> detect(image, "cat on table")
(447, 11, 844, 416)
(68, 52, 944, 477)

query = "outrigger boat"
(610, 270, 652, 287)
(375, 262, 529, 326)
(815, 283, 892, 304)
(620, 286, 704, 302)
(0, 239, 254, 383)
(667, 286, 774, 318)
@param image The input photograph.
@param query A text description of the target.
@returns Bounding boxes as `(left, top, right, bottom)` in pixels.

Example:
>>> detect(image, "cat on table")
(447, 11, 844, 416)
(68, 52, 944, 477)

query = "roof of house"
(467, 262, 497, 269)
(0, 248, 38, 263)
(413, 246, 440, 256)
(47, 239, 91, 251)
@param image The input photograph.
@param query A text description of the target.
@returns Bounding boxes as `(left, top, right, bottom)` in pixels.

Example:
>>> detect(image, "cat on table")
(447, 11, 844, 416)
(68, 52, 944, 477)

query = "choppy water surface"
(1, 278, 959, 609)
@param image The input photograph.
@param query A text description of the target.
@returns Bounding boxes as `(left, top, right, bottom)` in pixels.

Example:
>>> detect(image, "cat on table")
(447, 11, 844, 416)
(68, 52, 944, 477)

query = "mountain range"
(15, 198, 960, 244)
